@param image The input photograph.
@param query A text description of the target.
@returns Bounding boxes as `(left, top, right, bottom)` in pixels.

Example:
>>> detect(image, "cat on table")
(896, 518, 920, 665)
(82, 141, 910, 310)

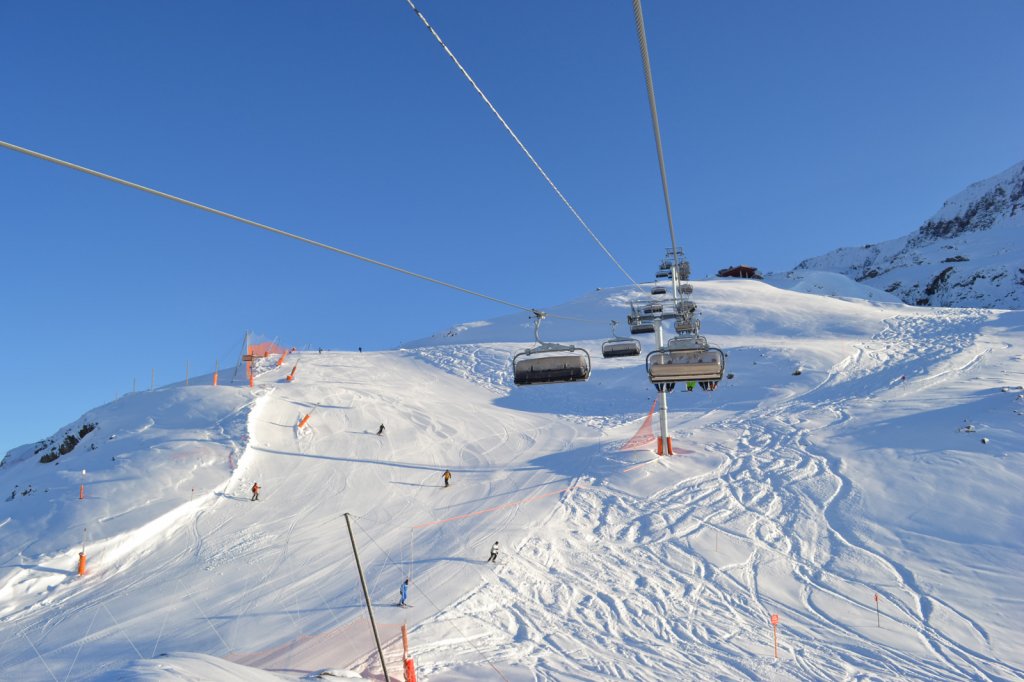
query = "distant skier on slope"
(399, 578, 409, 607)
(442, 470, 452, 487)
(487, 541, 499, 563)
(376, 423, 385, 436)
(251, 482, 260, 501)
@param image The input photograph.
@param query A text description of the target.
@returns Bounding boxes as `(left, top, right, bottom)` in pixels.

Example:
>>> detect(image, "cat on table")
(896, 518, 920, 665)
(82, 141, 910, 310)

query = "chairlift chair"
(675, 300, 697, 316)
(655, 269, 672, 280)
(674, 317, 700, 334)
(646, 345, 725, 385)
(678, 283, 693, 295)
(641, 303, 663, 315)
(627, 309, 656, 335)
(601, 321, 641, 358)
(630, 320, 656, 335)
(651, 286, 666, 295)
(513, 314, 591, 386)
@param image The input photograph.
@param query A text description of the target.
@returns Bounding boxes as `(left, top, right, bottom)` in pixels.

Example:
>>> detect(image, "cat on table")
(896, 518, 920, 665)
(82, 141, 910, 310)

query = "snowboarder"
(250, 482, 260, 501)
(487, 541, 499, 563)
(376, 423, 385, 436)
(399, 578, 409, 606)
(442, 470, 452, 487)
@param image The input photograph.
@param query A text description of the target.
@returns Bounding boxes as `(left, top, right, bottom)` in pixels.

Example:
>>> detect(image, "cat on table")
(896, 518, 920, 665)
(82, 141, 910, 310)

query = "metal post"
(344, 513, 391, 682)
(654, 321, 671, 454)
(232, 330, 248, 384)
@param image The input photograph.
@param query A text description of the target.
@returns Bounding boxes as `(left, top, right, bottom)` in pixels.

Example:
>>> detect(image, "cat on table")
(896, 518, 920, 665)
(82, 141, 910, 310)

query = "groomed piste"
(1, 277, 1022, 681)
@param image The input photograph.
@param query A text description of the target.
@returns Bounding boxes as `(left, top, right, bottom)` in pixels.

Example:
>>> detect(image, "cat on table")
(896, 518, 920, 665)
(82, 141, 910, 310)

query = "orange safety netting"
(619, 400, 658, 451)
(249, 341, 290, 358)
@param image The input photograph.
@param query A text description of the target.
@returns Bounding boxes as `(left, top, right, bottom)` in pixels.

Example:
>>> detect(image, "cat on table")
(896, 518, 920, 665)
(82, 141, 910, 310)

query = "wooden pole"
(875, 593, 880, 627)
(771, 614, 779, 658)
(344, 513, 391, 682)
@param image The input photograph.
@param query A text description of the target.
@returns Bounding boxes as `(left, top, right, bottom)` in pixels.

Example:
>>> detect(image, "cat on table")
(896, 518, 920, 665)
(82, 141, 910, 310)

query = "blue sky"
(2, 0, 1022, 454)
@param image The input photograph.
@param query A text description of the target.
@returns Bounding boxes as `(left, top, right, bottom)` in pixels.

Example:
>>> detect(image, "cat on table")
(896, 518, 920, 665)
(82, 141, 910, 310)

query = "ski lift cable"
(404, 0, 647, 297)
(0, 138, 604, 325)
(632, 0, 682, 271)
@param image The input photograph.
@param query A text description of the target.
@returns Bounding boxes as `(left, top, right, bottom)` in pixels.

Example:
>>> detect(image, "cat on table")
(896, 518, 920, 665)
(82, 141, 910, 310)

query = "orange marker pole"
(298, 414, 310, 429)
(78, 528, 87, 576)
(771, 614, 779, 658)
(401, 624, 417, 681)
(213, 359, 219, 386)
(874, 593, 880, 627)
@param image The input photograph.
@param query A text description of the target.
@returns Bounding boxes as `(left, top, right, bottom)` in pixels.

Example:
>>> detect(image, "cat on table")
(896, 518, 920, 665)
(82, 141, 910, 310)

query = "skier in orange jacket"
(251, 482, 260, 501)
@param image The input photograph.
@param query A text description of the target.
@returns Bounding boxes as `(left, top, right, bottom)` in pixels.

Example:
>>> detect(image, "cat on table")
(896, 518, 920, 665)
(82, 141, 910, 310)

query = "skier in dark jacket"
(376, 423, 385, 436)
(442, 470, 452, 487)
(251, 482, 260, 501)
(487, 541, 499, 563)
(399, 578, 409, 606)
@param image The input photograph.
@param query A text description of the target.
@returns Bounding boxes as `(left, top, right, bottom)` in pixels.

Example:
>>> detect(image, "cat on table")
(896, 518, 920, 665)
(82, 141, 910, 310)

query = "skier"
(487, 541, 499, 563)
(686, 381, 696, 392)
(358, 347, 363, 353)
(399, 578, 409, 607)
(250, 482, 260, 501)
(376, 423, 385, 436)
(442, 470, 452, 487)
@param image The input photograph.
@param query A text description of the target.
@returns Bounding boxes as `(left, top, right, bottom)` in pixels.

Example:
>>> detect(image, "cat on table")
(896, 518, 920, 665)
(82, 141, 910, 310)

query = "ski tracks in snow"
(413, 308, 1021, 681)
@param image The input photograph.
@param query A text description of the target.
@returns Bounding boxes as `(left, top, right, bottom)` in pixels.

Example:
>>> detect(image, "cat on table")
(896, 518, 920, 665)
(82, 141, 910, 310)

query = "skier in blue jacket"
(399, 578, 409, 606)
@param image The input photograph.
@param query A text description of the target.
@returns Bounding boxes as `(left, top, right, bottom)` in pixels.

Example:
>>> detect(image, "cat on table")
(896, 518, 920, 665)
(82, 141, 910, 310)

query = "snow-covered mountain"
(793, 161, 1024, 309)
(2, 279, 1022, 681)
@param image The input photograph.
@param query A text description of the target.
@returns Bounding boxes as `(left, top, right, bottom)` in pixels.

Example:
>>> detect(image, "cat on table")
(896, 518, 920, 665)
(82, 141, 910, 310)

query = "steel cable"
(404, 0, 646, 296)
(0, 138, 607, 324)
(631, 0, 682, 271)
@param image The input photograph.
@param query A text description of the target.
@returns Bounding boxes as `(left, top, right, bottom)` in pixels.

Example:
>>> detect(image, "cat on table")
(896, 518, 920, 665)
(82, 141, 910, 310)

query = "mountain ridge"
(792, 160, 1024, 309)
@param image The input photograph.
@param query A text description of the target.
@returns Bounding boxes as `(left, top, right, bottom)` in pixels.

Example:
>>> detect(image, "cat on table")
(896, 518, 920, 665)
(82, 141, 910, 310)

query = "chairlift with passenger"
(646, 344, 725, 386)
(513, 313, 591, 386)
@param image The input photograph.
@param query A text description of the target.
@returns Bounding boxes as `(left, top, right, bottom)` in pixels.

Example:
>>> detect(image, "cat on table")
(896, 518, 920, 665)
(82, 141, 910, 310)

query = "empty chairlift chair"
(674, 317, 700, 334)
(627, 312, 656, 335)
(601, 321, 641, 358)
(651, 286, 666, 295)
(513, 314, 592, 386)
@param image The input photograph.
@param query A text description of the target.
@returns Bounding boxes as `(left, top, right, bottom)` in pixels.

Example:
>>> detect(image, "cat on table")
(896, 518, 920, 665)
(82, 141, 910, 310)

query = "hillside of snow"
(792, 160, 1024, 309)
(1, 279, 1022, 681)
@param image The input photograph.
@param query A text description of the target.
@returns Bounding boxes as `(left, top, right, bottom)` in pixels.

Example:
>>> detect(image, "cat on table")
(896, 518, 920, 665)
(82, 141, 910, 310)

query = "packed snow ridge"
(2, 279, 1023, 681)
(792, 160, 1024, 310)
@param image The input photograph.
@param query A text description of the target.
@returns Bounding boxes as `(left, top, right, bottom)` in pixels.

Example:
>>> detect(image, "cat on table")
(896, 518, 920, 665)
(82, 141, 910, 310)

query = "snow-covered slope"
(793, 161, 1024, 309)
(1, 279, 1022, 681)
